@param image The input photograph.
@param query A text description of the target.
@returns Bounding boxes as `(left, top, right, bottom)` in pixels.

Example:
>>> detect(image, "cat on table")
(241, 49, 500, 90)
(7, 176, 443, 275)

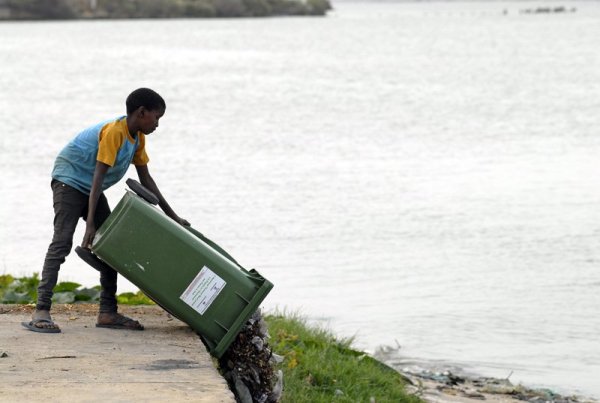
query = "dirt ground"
(0, 304, 234, 402)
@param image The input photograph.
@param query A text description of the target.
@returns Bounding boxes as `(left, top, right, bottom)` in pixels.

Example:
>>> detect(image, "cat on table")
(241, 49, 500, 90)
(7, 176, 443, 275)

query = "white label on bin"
(180, 266, 226, 315)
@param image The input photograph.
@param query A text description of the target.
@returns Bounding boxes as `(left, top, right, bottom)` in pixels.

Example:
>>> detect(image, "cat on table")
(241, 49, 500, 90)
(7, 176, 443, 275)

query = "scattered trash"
(270, 353, 284, 364)
(1, 351, 8, 358)
(409, 370, 465, 386)
(219, 310, 282, 402)
(403, 370, 589, 403)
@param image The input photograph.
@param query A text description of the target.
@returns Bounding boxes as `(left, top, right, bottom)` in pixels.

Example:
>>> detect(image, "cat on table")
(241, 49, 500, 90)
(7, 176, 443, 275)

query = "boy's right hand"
(82, 224, 96, 249)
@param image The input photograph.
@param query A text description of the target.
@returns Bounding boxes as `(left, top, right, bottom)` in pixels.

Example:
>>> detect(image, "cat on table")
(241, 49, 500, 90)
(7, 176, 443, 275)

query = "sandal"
(96, 313, 144, 331)
(21, 318, 61, 334)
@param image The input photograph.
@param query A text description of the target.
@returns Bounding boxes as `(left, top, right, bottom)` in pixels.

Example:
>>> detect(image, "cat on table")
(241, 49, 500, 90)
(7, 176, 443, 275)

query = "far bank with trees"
(0, 0, 332, 20)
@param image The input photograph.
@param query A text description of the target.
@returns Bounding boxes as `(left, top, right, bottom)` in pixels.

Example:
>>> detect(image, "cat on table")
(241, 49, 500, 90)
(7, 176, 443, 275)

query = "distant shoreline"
(0, 0, 332, 21)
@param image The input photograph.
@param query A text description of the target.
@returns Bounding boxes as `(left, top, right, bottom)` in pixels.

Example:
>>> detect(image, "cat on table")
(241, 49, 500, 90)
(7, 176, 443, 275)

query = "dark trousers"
(36, 180, 118, 313)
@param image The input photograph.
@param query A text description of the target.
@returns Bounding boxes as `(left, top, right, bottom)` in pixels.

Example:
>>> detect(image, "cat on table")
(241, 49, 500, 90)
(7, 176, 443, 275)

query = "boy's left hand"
(173, 215, 190, 227)
(82, 223, 96, 249)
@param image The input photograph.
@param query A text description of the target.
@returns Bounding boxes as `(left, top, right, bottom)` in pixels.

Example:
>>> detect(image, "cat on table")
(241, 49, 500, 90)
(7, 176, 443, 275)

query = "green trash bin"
(91, 189, 273, 358)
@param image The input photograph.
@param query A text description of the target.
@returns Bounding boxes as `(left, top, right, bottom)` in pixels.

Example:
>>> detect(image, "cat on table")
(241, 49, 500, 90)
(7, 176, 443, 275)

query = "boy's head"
(126, 88, 166, 115)
(126, 88, 166, 135)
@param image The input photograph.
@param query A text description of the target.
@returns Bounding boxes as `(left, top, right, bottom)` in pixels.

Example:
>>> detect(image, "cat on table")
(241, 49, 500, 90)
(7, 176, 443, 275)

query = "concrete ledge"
(0, 304, 234, 402)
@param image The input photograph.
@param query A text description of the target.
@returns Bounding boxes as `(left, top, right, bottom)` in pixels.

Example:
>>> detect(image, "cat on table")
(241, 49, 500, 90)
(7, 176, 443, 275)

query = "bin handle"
(126, 178, 159, 205)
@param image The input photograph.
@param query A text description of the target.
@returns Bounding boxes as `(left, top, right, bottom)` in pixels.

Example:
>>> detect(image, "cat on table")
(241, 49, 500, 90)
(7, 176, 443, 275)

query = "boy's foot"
(21, 310, 61, 333)
(96, 312, 144, 330)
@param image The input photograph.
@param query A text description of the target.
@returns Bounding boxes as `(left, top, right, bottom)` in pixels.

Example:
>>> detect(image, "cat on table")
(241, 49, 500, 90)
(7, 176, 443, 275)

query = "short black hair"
(126, 88, 166, 115)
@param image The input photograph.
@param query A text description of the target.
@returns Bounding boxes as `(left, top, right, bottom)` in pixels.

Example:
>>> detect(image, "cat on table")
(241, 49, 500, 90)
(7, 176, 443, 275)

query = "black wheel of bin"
(75, 246, 114, 273)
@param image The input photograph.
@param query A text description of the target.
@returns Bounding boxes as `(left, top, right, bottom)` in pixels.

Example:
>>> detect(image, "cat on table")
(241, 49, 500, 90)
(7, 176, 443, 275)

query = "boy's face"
(138, 107, 165, 135)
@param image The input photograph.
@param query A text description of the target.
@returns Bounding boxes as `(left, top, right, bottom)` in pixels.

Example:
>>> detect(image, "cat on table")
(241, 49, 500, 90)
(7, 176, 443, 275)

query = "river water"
(1, 1, 599, 397)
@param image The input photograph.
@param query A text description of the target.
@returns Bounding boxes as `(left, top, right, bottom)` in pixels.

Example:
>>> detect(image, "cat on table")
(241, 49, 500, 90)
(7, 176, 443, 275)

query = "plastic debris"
(220, 310, 281, 402)
(403, 370, 589, 403)
(271, 370, 283, 401)
(232, 372, 253, 403)
(270, 353, 284, 364)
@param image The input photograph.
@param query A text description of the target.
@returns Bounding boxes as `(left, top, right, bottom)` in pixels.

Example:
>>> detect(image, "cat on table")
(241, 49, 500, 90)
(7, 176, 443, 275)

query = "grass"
(265, 311, 421, 403)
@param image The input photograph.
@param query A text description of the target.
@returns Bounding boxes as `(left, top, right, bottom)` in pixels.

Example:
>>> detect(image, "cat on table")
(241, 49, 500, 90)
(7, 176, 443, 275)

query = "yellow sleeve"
(133, 133, 150, 166)
(97, 123, 125, 167)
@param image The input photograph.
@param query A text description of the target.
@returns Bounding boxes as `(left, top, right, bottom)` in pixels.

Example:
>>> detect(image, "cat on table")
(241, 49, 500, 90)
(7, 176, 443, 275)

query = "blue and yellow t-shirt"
(52, 116, 149, 194)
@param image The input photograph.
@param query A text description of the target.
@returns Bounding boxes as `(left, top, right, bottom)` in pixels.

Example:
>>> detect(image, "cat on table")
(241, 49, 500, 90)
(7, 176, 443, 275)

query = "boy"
(23, 88, 188, 333)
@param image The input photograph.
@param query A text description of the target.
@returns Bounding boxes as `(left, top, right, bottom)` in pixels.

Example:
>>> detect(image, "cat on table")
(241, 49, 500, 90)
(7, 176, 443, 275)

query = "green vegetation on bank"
(0, 273, 154, 305)
(265, 312, 421, 402)
(0, 0, 332, 20)
(1, 274, 420, 402)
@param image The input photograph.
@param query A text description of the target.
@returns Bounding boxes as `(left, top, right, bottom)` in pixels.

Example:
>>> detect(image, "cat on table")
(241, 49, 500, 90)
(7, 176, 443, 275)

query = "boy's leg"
(30, 181, 87, 332)
(37, 181, 87, 312)
(91, 194, 118, 314)
(93, 194, 143, 330)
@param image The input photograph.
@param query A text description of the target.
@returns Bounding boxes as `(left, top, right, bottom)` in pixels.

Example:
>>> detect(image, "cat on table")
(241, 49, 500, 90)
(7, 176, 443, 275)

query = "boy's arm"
(82, 161, 110, 249)
(135, 164, 189, 226)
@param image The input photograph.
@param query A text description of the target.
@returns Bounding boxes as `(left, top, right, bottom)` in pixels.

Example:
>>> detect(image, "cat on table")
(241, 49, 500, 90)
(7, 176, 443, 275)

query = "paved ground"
(0, 304, 235, 403)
